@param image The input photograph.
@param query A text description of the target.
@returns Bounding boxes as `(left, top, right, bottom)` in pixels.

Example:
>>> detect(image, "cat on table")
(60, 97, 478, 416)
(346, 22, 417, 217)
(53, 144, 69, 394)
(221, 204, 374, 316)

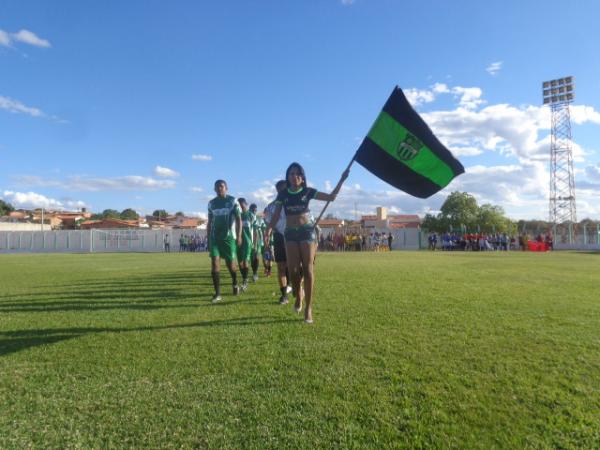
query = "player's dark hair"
(214, 179, 227, 189)
(275, 179, 287, 192)
(285, 162, 307, 189)
(237, 197, 247, 206)
(249, 203, 257, 211)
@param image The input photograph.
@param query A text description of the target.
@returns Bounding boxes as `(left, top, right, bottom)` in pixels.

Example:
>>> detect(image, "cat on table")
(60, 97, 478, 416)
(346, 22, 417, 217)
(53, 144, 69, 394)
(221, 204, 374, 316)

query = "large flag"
(355, 86, 464, 198)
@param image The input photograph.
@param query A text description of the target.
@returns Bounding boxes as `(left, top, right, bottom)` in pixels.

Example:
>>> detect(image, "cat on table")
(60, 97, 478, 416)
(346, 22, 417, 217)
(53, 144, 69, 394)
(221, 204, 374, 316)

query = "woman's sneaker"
(211, 295, 222, 303)
(278, 295, 289, 305)
(233, 285, 240, 296)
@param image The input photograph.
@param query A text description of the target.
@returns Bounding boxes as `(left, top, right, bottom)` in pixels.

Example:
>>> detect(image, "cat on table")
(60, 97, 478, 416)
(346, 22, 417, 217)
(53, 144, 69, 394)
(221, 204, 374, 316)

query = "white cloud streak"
(0, 96, 44, 117)
(14, 175, 176, 192)
(154, 165, 179, 178)
(192, 154, 213, 161)
(486, 61, 503, 76)
(2, 190, 86, 210)
(0, 29, 51, 48)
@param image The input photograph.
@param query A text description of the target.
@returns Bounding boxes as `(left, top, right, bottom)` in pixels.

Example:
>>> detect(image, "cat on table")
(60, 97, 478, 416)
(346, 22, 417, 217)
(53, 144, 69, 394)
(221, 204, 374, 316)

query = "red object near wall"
(527, 241, 548, 252)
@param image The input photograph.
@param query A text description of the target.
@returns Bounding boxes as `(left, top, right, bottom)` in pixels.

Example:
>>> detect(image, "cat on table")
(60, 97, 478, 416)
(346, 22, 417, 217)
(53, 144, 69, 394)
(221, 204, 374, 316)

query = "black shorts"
(273, 232, 287, 263)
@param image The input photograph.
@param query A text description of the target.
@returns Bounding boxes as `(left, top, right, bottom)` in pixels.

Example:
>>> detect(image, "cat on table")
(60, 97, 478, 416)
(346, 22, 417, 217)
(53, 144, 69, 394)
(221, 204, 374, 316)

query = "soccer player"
(206, 180, 242, 303)
(261, 207, 273, 277)
(264, 180, 292, 304)
(249, 203, 263, 282)
(265, 163, 348, 323)
(237, 198, 256, 291)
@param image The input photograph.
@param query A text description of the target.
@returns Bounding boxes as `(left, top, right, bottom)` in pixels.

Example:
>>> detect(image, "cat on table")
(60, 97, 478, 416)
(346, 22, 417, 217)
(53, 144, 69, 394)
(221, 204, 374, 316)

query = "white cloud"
(404, 83, 483, 110)
(190, 186, 204, 192)
(11, 29, 51, 48)
(585, 163, 600, 180)
(14, 175, 176, 191)
(432, 83, 450, 94)
(486, 61, 503, 76)
(2, 190, 86, 211)
(0, 96, 44, 117)
(340, 0, 355, 5)
(0, 29, 51, 48)
(0, 30, 10, 47)
(404, 88, 436, 107)
(421, 102, 598, 164)
(570, 105, 600, 125)
(186, 211, 208, 220)
(451, 86, 484, 110)
(192, 154, 212, 161)
(449, 146, 483, 157)
(154, 165, 179, 178)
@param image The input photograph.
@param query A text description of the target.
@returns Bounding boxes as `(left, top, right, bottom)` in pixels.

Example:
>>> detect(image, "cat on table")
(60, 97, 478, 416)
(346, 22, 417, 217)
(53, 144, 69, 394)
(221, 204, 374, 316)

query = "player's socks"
(211, 271, 220, 297)
(251, 258, 258, 276)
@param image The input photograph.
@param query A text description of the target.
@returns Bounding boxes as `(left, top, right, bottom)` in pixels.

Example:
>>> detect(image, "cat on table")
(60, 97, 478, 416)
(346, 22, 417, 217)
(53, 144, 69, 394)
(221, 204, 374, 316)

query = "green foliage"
(152, 209, 168, 220)
(101, 209, 121, 219)
(175, 211, 185, 217)
(0, 199, 15, 216)
(1, 252, 599, 448)
(424, 191, 515, 233)
(120, 208, 139, 220)
(440, 191, 479, 229)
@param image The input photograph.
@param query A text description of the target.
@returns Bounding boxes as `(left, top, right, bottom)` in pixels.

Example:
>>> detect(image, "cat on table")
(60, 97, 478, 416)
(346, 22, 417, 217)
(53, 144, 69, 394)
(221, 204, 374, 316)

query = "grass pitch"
(1, 251, 599, 449)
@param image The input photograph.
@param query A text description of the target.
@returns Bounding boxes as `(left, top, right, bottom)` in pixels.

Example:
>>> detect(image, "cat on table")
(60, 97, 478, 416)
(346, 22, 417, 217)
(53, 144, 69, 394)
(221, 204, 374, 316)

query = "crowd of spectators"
(427, 232, 554, 251)
(318, 231, 394, 252)
(428, 232, 514, 251)
(178, 234, 208, 252)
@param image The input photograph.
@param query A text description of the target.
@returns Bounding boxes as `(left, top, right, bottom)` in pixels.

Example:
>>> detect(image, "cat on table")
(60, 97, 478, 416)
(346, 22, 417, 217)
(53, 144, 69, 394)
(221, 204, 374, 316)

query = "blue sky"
(2, 0, 600, 220)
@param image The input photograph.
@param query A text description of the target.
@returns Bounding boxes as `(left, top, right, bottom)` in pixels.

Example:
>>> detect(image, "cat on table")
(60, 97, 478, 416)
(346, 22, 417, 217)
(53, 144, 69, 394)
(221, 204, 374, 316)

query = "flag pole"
(314, 152, 357, 228)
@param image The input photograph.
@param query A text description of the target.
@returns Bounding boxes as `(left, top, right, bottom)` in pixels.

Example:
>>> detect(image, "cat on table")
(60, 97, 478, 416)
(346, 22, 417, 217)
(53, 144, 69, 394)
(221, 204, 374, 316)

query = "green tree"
(440, 192, 479, 231)
(153, 209, 168, 220)
(421, 213, 441, 233)
(421, 192, 515, 234)
(0, 199, 15, 216)
(120, 208, 140, 220)
(101, 209, 121, 219)
(477, 204, 510, 233)
(175, 211, 185, 217)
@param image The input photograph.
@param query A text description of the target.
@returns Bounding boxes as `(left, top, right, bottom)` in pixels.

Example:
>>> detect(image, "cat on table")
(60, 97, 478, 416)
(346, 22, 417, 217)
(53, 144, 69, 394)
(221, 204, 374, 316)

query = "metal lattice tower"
(543, 77, 577, 225)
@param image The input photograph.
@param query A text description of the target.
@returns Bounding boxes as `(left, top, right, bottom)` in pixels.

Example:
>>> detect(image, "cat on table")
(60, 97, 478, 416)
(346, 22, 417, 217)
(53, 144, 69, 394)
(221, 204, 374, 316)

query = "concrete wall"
(0, 223, 52, 231)
(0, 229, 207, 253)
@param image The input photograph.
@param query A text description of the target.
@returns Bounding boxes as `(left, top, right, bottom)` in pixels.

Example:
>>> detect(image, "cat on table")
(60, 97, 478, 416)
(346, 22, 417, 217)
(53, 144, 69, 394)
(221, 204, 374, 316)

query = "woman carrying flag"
(265, 162, 348, 324)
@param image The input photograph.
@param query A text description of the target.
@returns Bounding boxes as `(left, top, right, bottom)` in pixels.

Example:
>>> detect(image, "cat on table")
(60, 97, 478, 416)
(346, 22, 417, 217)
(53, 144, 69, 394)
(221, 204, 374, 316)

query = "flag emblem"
(396, 133, 423, 161)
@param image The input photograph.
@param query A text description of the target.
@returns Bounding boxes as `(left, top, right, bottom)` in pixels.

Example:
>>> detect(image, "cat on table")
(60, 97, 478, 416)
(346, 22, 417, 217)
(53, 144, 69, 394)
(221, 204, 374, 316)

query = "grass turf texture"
(0, 251, 599, 449)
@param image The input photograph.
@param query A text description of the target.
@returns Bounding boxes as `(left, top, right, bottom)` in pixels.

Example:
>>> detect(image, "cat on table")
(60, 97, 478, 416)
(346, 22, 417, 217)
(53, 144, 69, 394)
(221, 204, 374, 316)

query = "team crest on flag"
(396, 133, 423, 161)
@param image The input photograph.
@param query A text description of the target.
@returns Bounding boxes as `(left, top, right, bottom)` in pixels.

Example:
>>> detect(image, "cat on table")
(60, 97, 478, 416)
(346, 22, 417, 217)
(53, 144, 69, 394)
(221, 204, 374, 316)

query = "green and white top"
(241, 210, 256, 244)
(208, 195, 241, 241)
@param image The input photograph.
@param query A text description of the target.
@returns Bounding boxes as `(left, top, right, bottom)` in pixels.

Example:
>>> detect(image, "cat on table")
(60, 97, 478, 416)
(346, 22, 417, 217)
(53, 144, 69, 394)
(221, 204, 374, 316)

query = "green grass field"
(1, 251, 599, 449)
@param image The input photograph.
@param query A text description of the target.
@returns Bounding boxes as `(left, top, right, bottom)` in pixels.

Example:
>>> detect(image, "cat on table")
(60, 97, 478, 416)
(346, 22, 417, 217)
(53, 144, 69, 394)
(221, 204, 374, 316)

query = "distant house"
(318, 218, 345, 236)
(144, 215, 205, 230)
(80, 219, 140, 230)
(361, 207, 421, 230)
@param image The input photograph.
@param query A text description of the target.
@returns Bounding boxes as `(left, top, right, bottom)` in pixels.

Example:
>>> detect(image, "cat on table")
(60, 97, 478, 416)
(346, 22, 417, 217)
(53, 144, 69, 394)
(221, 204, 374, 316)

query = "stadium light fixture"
(542, 76, 575, 105)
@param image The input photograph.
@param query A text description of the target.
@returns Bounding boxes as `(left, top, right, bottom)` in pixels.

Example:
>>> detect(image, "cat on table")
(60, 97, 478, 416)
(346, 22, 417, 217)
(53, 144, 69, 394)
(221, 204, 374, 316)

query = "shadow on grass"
(0, 316, 297, 356)
(0, 268, 254, 313)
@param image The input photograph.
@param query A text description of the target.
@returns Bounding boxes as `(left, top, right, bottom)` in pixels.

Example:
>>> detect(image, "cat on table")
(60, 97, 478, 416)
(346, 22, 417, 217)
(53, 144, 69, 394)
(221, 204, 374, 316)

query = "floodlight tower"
(542, 76, 577, 225)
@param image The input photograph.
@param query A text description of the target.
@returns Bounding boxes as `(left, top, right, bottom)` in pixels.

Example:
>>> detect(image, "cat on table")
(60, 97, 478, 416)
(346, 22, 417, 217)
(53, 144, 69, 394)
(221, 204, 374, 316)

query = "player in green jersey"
(249, 203, 264, 282)
(207, 180, 242, 303)
(261, 206, 274, 277)
(237, 198, 256, 290)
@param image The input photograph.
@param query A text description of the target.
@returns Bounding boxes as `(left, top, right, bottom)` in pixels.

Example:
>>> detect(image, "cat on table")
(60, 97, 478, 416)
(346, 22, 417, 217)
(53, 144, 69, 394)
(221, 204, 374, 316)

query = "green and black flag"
(355, 86, 464, 198)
